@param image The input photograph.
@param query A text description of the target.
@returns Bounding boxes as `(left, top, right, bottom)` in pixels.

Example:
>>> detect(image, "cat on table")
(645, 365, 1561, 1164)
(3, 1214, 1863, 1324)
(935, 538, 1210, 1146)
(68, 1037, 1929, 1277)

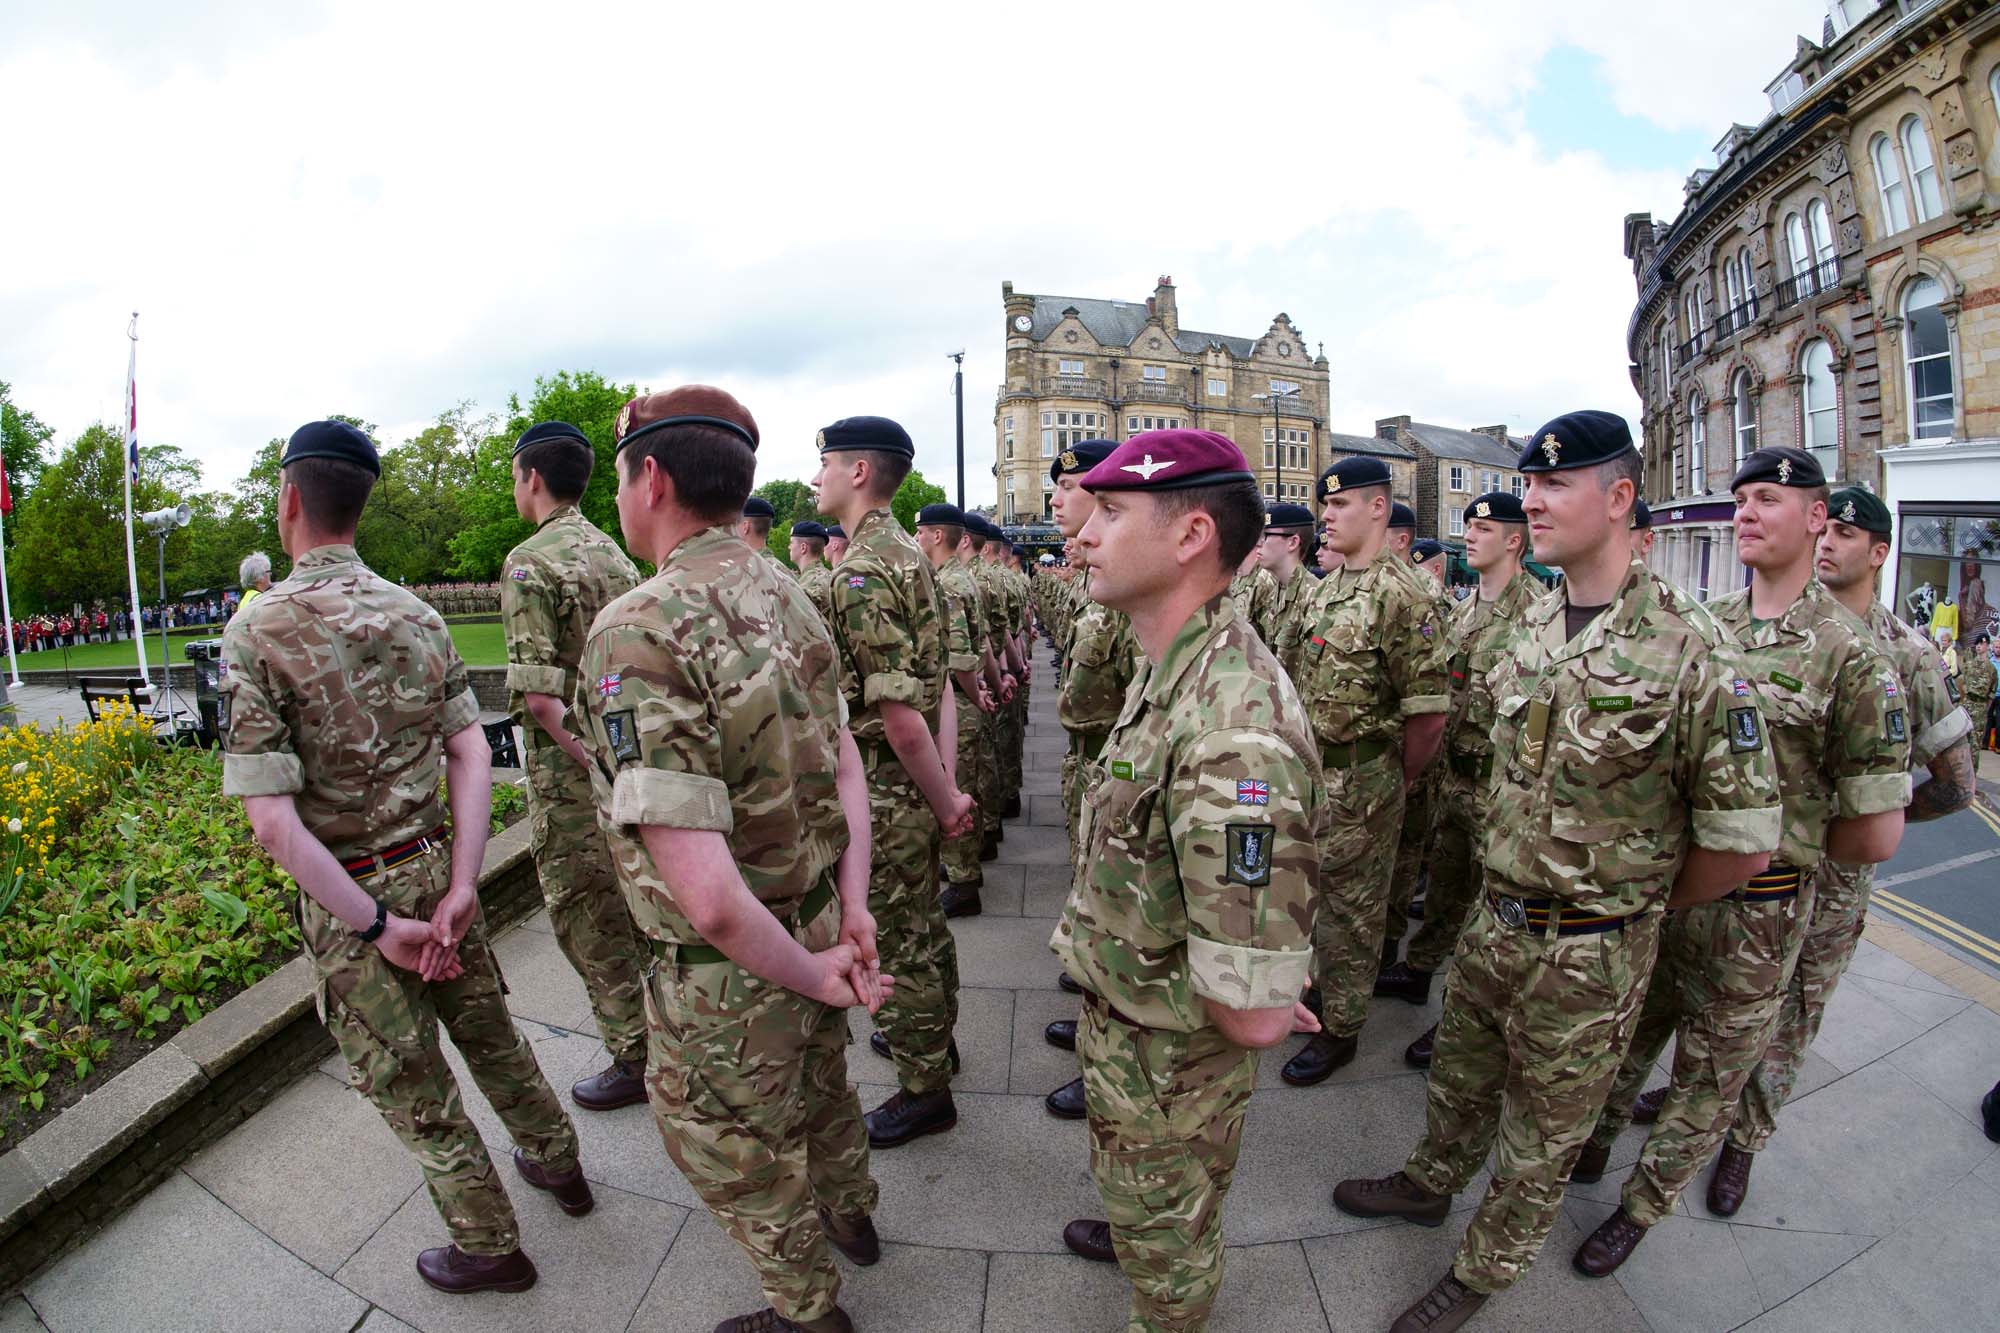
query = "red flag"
(0, 458, 12, 516)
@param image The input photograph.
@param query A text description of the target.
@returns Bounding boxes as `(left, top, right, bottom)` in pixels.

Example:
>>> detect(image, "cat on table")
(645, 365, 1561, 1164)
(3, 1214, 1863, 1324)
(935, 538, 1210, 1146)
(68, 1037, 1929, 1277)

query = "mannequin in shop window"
(1960, 560, 1990, 644)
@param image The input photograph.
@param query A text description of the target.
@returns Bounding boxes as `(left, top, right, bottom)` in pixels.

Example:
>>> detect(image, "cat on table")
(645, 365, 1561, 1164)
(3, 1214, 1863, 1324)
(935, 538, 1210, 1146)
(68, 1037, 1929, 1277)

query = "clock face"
(1013, 315, 1033, 332)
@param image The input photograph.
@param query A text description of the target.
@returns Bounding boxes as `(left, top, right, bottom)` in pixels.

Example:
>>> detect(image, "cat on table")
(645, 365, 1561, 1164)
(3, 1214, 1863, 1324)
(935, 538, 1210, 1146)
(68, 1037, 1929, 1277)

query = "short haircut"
(618, 424, 756, 525)
(795, 535, 826, 557)
(850, 449, 911, 498)
(740, 516, 772, 541)
(515, 437, 594, 502)
(238, 550, 271, 586)
(1151, 478, 1264, 571)
(1594, 450, 1643, 496)
(284, 457, 376, 533)
(922, 523, 965, 550)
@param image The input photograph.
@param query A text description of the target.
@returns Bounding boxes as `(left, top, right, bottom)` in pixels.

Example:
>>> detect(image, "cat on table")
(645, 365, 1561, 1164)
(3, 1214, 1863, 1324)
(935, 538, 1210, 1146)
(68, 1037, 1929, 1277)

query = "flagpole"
(122, 313, 151, 690)
(0, 418, 18, 688)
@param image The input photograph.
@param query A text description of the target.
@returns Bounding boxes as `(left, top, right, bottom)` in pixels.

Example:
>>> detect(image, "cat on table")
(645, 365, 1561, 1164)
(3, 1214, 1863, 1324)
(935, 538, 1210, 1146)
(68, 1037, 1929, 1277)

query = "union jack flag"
(1236, 779, 1270, 805)
(598, 672, 622, 696)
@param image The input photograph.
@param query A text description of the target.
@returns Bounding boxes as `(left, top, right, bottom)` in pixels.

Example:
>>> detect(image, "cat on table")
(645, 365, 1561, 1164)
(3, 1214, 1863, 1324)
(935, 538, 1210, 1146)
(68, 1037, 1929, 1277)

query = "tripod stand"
(148, 528, 192, 730)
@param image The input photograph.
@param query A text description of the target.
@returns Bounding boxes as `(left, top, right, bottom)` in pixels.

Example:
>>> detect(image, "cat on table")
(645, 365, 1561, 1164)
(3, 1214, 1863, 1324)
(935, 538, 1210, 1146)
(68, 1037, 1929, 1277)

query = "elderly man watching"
(235, 552, 274, 619)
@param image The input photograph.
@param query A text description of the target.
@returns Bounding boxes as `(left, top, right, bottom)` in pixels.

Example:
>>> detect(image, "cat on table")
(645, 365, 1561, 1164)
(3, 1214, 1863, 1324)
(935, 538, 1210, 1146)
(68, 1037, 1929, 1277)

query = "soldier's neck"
(1342, 529, 1388, 570)
(1747, 554, 1814, 620)
(1828, 576, 1876, 621)
(1477, 559, 1522, 601)
(1127, 578, 1225, 663)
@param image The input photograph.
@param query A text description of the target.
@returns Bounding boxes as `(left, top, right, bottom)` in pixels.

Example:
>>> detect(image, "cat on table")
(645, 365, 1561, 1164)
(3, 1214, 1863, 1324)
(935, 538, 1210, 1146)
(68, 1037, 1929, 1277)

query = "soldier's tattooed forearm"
(1907, 738, 1975, 822)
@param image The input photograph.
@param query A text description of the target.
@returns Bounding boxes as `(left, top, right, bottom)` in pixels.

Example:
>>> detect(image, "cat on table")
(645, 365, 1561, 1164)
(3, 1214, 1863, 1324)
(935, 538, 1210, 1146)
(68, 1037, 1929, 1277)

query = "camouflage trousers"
(642, 896, 879, 1323)
(1405, 768, 1485, 974)
(866, 753, 960, 1094)
(525, 744, 649, 1065)
(1061, 730, 1109, 872)
(1729, 863, 1870, 1153)
(940, 689, 990, 886)
(1313, 748, 1405, 1039)
(1405, 894, 1661, 1292)
(307, 845, 579, 1256)
(1586, 887, 1808, 1226)
(1382, 768, 1438, 953)
(983, 692, 1010, 845)
(1001, 679, 1028, 803)
(1079, 999, 1257, 1332)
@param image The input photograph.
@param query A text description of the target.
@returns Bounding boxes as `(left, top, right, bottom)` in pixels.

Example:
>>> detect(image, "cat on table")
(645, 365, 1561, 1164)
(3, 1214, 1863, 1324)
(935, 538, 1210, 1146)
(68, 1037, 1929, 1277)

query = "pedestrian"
(1227, 548, 1277, 642)
(1277, 456, 1448, 1087)
(497, 420, 654, 1112)
(236, 552, 273, 620)
(961, 514, 1017, 865)
(812, 415, 976, 1149)
(1389, 492, 1540, 1069)
(1631, 497, 1655, 561)
(1333, 410, 1783, 1332)
(223, 419, 588, 1295)
(1050, 427, 1324, 1331)
(980, 523, 1030, 828)
(824, 523, 849, 566)
(573, 386, 884, 1333)
(1387, 501, 1417, 560)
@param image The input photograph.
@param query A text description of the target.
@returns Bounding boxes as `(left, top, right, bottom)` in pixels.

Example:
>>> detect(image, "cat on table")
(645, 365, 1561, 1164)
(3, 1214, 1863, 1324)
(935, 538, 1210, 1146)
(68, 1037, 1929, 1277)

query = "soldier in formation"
(792, 519, 834, 607)
(1379, 531, 1456, 998)
(914, 503, 997, 916)
(1253, 501, 1319, 650)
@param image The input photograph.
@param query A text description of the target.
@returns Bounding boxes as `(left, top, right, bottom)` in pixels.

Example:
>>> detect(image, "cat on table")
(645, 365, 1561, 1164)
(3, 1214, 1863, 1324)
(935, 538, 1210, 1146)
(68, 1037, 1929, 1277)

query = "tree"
(357, 405, 485, 583)
(0, 382, 54, 514)
(891, 469, 947, 533)
(11, 425, 198, 613)
(235, 440, 288, 583)
(755, 478, 824, 568)
(449, 371, 636, 578)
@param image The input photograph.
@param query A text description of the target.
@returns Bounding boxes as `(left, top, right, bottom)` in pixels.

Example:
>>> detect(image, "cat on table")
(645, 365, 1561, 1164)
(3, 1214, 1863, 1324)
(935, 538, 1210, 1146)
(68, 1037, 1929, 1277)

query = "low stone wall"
(0, 819, 542, 1295)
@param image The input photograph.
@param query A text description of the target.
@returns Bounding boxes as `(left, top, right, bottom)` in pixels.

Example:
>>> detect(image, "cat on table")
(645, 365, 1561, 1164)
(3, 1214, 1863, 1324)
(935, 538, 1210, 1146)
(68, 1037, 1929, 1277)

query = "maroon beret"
(615, 385, 760, 454)
(1079, 429, 1255, 493)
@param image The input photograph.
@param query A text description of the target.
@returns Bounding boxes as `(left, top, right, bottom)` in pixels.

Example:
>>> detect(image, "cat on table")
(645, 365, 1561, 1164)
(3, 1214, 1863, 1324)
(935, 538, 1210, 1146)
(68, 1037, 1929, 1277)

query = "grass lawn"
(14, 623, 508, 672)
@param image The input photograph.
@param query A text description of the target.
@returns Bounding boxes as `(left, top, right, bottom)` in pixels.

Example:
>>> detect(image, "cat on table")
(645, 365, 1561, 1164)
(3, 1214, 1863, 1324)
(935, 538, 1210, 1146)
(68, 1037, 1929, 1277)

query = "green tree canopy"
(755, 478, 825, 567)
(11, 425, 198, 613)
(357, 405, 485, 583)
(0, 381, 54, 512)
(891, 469, 947, 533)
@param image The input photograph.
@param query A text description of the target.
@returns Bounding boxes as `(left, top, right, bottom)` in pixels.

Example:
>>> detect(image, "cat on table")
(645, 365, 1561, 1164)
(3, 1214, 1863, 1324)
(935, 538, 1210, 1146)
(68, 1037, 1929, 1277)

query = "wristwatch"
(356, 898, 388, 943)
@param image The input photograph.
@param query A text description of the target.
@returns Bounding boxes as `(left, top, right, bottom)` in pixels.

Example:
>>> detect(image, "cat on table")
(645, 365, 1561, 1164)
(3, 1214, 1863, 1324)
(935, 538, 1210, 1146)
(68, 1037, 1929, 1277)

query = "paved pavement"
(5, 682, 2000, 1332)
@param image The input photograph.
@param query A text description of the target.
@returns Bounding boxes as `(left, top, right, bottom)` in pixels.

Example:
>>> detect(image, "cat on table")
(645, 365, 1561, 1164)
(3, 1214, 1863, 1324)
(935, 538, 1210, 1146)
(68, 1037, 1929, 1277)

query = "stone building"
(1624, 0, 2000, 627)
(1324, 431, 1419, 510)
(1372, 417, 1526, 541)
(992, 276, 1330, 525)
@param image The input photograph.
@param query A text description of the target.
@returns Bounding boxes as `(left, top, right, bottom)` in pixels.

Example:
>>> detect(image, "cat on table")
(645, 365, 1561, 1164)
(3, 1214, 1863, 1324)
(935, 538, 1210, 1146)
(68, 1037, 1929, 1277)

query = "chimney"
(1375, 414, 1410, 443)
(1153, 275, 1178, 335)
(1473, 425, 1510, 443)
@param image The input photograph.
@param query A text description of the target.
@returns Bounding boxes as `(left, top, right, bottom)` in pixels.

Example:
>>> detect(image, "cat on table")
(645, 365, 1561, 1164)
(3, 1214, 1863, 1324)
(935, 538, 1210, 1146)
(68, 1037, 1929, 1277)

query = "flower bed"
(0, 707, 526, 1148)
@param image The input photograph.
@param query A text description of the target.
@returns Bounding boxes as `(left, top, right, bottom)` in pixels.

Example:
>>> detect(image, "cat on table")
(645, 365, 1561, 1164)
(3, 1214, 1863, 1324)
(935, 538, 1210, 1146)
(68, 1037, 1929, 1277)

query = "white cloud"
(0, 0, 1829, 509)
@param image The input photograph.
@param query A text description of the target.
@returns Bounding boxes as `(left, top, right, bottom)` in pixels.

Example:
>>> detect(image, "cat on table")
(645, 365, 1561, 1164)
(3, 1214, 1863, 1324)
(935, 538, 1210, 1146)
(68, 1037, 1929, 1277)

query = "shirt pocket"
(1084, 775, 1178, 948)
(1545, 688, 1678, 882)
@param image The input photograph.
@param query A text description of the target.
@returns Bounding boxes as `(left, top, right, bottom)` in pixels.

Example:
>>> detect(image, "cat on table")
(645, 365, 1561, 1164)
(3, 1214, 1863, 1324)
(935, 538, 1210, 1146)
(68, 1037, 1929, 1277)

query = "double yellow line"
(1873, 888, 2000, 968)
(1970, 797, 2000, 841)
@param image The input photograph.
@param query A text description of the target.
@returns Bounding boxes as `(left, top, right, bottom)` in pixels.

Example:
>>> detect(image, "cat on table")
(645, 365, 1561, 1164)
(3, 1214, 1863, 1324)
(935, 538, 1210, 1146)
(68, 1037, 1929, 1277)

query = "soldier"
(963, 514, 1018, 863)
(1388, 493, 1539, 1068)
(1571, 447, 1910, 1275)
(1227, 549, 1278, 646)
(1379, 536, 1458, 976)
(1693, 487, 1972, 1215)
(1278, 457, 1448, 1087)
(1051, 428, 1324, 1332)
(576, 386, 883, 1333)
(792, 520, 832, 603)
(981, 524, 1030, 824)
(913, 503, 997, 916)
(500, 421, 651, 1110)
(813, 415, 978, 1148)
(735, 495, 777, 554)
(1962, 629, 1994, 750)
(1630, 498, 1656, 561)
(1387, 501, 1417, 560)
(1254, 502, 1319, 658)
(225, 420, 588, 1295)
(825, 523, 850, 565)
(1410, 538, 1449, 586)
(1333, 410, 1782, 1333)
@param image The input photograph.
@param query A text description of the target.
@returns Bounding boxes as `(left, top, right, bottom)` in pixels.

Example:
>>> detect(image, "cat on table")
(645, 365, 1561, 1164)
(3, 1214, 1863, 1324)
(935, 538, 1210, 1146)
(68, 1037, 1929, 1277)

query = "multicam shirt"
(1482, 558, 1783, 916)
(1441, 572, 1542, 779)
(1861, 602, 1970, 768)
(831, 508, 947, 742)
(1053, 594, 1325, 1032)
(1229, 569, 1277, 646)
(1708, 581, 1910, 871)
(1284, 548, 1450, 749)
(798, 561, 835, 624)
(575, 526, 847, 946)
(936, 558, 984, 679)
(1058, 562, 1141, 750)
(220, 544, 478, 859)
(1260, 564, 1316, 662)
(500, 504, 639, 736)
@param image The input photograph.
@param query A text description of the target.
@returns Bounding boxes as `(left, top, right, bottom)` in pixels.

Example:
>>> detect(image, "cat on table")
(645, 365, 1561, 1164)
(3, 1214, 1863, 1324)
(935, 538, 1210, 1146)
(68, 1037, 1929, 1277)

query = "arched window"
(1732, 370, 1757, 464)
(1807, 199, 1835, 269)
(1738, 248, 1757, 316)
(1900, 115, 1943, 222)
(1800, 339, 1838, 474)
(1688, 392, 1707, 496)
(1784, 212, 1811, 279)
(1904, 276, 1955, 440)
(1872, 132, 1911, 233)
(1684, 290, 1704, 354)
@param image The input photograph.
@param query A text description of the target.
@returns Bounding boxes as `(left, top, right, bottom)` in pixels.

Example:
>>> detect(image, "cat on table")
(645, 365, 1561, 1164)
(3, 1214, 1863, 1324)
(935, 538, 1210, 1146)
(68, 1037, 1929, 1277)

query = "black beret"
(1731, 445, 1824, 492)
(1631, 498, 1653, 530)
(511, 420, 589, 458)
(824, 524, 847, 540)
(1463, 491, 1525, 525)
(1265, 502, 1316, 530)
(1411, 539, 1447, 564)
(1519, 410, 1634, 473)
(1827, 486, 1892, 535)
(790, 520, 827, 540)
(817, 415, 914, 459)
(1010, 544, 1026, 558)
(917, 503, 967, 527)
(1317, 456, 1393, 499)
(283, 420, 380, 477)
(741, 497, 776, 520)
(1050, 438, 1117, 482)
(1389, 502, 1416, 530)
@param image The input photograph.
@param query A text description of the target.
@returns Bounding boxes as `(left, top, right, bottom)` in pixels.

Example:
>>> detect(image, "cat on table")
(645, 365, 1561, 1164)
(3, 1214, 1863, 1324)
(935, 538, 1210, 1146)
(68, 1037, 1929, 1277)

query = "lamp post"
(1252, 384, 1301, 502)
(948, 350, 965, 509)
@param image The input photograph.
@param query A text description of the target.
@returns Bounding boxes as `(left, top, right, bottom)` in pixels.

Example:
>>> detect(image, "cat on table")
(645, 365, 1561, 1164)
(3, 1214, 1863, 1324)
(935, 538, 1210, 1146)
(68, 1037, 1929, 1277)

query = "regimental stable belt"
(1319, 735, 1391, 768)
(1732, 863, 1802, 902)
(649, 876, 837, 967)
(1487, 893, 1635, 937)
(342, 825, 449, 882)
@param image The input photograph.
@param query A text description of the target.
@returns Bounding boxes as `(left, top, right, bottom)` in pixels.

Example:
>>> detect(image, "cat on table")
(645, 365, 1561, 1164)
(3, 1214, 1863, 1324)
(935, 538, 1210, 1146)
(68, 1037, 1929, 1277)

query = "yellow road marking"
(1873, 889, 2000, 968)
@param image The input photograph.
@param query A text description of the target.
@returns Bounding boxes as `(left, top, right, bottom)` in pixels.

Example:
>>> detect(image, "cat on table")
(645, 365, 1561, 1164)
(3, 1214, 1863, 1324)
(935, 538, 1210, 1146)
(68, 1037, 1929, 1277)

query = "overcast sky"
(3, 0, 1828, 507)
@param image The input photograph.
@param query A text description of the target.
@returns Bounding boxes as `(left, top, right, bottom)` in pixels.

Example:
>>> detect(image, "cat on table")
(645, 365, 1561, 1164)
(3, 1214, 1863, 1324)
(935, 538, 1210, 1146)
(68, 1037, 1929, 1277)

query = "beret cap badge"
(1540, 434, 1562, 467)
(1474, 501, 1490, 518)
(1119, 454, 1175, 480)
(1841, 500, 1857, 523)
(1325, 474, 1341, 495)
(1059, 450, 1079, 472)
(1778, 457, 1793, 485)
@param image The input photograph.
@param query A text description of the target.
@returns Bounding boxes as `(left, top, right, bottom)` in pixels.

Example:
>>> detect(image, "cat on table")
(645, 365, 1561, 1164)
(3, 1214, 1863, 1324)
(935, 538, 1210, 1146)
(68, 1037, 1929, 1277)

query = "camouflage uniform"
(1000, 563, 1030, 810)
(937, 556, 990, 887)
(501, 504, 648, 1067)
(1229, 568, 1278, 648)
(1405, 572, 1540, 974)
(222, 544, 580, 1257)
(1585, 578, 1907, 1226)
(1727, 600, 1965, 1154)
(971, 556, 1011, 847)
(1403, 558, 1781, 1292)
(1383, 580, 1459, 947)
(1963, 649, 1995, 746)
(799, 560, 835, 626)
(575, 526, 876, 1324)
(1059, 564, 1142, 866)
(832, 508, 959, 1093)
(1052, 594, 1323, 1332)
(1285, 549, 1448, 1037)
(1259, 564, 1316, 669)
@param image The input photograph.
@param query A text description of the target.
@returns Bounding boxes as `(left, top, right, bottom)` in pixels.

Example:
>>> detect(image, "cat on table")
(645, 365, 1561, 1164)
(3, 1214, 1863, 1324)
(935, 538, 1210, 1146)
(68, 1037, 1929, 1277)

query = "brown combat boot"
(1570, 1140, 1611, 1185)
(1331, 1171, 1451, 1227)
(1389, 1271, 1487, 1333)
(712, 1306, 854, 1333)
(1630, 1084, 1669, 1124)
(571, 1058, 647, 1111)
(817, 1208, 880, 1266)
(1708, 1143, 1754, 1216)
(512, 1149, 594, 1216)
(416, 1245, 538, 1294)
(1573, 1207, 1648, 1276)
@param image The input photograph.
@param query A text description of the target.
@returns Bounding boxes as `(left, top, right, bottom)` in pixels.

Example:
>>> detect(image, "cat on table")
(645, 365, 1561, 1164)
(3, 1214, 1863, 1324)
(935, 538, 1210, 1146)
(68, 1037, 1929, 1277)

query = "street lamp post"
(948, 350, 966, 510)
(1253, 385, 1301, 502)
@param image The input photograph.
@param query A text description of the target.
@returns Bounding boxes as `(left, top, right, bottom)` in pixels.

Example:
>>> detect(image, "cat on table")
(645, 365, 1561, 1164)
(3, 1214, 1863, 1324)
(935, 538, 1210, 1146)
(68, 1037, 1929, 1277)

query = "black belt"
(1487, 893, 1635, 937)
(1081, 988, 1147, 1029)
(1320, 735, 1392, 768)
(1732, 864, 1802, 902)
(650, 876, 837, 967)
(342, 825, 448, 881)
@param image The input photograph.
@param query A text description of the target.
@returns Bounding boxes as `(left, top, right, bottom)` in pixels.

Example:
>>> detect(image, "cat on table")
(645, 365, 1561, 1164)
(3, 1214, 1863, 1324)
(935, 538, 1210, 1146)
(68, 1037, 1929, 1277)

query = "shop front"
(1643, 499, 1746, 602)
(1879, 438, 2000, 652)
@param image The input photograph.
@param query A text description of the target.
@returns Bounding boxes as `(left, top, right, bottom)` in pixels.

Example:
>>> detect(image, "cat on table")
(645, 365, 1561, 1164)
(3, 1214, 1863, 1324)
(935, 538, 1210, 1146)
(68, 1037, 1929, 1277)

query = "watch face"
(1014, 315, 1033, 332)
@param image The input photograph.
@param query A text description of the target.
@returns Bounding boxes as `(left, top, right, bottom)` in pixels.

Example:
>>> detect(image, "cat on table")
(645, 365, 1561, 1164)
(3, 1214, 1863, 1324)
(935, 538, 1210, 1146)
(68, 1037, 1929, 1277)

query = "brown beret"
(615, 385, 760, 454)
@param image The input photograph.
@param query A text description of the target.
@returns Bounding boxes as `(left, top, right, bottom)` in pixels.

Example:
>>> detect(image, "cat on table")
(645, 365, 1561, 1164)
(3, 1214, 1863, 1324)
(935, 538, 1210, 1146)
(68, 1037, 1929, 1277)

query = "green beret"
(1827, 487, 1892, 535)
